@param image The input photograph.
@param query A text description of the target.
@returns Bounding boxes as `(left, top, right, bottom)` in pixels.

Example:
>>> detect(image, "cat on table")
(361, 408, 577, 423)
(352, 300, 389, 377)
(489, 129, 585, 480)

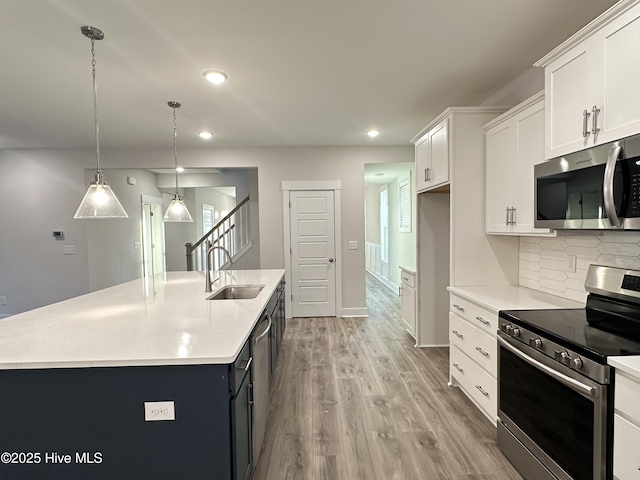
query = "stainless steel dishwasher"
(250, 312, 272, 464)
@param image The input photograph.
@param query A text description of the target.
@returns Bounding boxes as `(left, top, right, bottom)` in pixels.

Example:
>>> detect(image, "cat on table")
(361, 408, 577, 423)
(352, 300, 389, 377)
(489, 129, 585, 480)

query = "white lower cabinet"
(400, 268, 416, 338)
(614, 371, 640, 479)
(449, 293, 498, 424)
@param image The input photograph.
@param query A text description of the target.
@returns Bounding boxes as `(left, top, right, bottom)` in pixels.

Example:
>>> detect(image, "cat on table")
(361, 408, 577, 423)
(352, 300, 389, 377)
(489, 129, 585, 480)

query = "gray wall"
(0, 150, 91, 315)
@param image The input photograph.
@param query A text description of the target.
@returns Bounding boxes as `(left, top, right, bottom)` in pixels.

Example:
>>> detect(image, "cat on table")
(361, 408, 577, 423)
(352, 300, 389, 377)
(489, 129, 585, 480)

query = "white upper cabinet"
(537, 0, 640, 159)
(484, 92, 554, 235)
(413, 118, 449, 193)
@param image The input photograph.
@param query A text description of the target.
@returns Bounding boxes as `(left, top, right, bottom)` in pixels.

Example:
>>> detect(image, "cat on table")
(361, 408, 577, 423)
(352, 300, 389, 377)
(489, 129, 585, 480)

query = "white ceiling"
(0, 0, 619, 149)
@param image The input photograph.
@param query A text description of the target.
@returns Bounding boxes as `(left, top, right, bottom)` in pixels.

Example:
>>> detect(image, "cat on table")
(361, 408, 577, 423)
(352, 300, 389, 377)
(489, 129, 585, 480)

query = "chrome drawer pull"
(582, 109, 590, 138)
(475, 347, 489, 357)
(452, 330, 463, 338)
(453, 363, 463, 373)
(475, 385, 489, 397)
(475, 316, 490, 325)
(453, 304, 464, 312)
(592, 105, 600, 134)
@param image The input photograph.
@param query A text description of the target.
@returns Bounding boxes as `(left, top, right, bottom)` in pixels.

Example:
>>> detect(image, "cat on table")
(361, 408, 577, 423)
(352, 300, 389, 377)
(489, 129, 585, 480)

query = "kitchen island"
(0, 269, 285, 480)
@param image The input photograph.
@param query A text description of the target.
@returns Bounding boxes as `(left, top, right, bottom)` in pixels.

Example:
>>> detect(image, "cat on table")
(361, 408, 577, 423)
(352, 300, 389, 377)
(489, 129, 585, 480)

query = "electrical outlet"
(565, 255, 577, 273)
(134, 241, 140, 249)
(0, 296, 6, 305)
(63, 245, 76, 255)
(144, 401, 175, 421)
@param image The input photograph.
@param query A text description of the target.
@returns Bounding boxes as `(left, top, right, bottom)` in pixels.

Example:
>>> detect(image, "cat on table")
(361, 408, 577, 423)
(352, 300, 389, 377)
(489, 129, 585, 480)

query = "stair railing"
(185, 195, 250, 271)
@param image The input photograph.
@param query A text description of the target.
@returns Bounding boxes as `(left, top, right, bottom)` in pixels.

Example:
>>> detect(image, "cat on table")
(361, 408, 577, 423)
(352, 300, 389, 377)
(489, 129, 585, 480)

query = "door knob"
(329, 258, 334, 263)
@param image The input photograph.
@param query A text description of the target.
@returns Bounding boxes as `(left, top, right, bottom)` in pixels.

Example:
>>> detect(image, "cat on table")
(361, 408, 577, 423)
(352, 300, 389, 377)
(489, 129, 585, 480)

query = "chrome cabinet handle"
(475, 385, 489, 397)
(592, 105, 600, 135)
(603, 144, 622, 228)
(239, 356, 253, 372)
(510, 207, 516, 225)
(582, 109, 590, 138)
(452, 304, 464, 312)
(453, 363, 463, 373)
(475, 347, 489, 357)
(253, 316, 272, 345)
(425, 167, 431, 181)
(452, 330, 463, 338)
(505, 206, 510, 225)
(476, 316, 490, 325)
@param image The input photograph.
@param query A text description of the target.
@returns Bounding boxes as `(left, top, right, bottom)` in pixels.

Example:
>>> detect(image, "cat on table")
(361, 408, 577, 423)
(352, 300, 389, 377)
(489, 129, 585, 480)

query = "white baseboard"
(366, 268, 399, 294)
(416, 343, 450, 348)
(340, 307, 368, 317)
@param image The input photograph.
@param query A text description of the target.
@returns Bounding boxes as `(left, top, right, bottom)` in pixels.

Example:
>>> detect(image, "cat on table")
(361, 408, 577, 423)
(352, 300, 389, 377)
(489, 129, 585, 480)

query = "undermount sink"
(207, 284, 264, 301)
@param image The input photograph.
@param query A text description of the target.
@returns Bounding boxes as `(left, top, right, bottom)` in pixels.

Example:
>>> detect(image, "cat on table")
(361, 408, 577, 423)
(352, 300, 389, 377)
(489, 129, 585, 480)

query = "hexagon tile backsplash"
(519, 231, 640, 303)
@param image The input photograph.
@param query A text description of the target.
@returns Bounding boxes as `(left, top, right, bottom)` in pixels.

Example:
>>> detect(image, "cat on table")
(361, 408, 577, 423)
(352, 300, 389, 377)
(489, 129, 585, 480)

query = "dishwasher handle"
(253, 315, 273, 345)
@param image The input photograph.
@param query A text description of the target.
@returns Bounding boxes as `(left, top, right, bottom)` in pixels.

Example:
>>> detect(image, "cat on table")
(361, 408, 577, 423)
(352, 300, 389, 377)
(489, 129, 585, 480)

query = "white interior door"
(290, 190, 336, 317)
(142, 198, 165, 278)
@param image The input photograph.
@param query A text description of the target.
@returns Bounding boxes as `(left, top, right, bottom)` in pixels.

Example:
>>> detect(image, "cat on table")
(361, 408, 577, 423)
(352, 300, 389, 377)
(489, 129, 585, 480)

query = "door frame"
(282, 180, 342, 319)
(140, 195, 165, 278)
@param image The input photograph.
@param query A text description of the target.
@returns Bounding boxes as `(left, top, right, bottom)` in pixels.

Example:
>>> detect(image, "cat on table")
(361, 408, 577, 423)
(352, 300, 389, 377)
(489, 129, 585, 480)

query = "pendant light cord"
(91, 37, 101, 175)
(173, 105, 179, 193)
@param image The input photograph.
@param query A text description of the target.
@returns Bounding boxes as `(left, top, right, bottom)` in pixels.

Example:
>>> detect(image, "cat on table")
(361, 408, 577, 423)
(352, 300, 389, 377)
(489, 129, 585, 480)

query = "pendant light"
(74, 26, 128, 219)
(163, 101, 193, 222)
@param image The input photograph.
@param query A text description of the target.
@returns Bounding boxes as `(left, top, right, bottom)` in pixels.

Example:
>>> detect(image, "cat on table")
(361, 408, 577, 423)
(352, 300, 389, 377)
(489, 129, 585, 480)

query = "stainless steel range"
(498, 264, 640, 480)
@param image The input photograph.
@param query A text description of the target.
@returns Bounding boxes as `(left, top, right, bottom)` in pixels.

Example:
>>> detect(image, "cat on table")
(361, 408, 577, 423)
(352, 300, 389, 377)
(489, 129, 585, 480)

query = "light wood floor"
(252, 273, 523, 480)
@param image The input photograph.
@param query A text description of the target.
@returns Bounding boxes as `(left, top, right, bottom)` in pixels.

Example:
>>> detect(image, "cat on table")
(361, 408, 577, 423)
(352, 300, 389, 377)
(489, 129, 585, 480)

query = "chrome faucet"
(205, 240, 233, 292)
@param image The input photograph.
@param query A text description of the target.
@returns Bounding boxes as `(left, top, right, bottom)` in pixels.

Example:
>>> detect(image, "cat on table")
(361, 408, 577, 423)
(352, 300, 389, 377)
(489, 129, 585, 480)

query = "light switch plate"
(349, 241, 358, 250)
(144, 401, 175, 421)
(63, 245, 76, 255)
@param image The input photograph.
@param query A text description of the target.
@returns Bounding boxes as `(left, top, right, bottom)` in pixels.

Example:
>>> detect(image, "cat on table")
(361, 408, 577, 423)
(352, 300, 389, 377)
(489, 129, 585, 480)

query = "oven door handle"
(498, 336, 596, 398)
(603, 144, 622, 228)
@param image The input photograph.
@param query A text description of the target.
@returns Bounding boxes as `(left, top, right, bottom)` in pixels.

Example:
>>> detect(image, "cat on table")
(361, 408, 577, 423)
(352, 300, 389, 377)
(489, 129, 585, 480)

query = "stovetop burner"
(500, 307, 640, 363)
(499, 265, 640, 364)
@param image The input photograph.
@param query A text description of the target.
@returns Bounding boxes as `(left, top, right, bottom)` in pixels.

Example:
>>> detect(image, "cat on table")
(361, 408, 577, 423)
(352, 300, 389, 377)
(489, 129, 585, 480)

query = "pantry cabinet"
(484, 92, 553, 235)
(537, 0, 640, 159)
(414, 118, 449, 192)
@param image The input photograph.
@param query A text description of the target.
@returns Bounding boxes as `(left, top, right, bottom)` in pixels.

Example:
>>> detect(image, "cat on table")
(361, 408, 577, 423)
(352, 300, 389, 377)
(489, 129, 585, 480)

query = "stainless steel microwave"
(534, 134, 640, 230)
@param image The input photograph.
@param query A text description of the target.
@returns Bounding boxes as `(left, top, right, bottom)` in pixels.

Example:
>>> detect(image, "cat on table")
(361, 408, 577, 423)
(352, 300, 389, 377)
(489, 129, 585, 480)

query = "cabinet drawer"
(450, 294, 498, 336)
(616, 371, 640, 421)
(449, 313, 497, 377)
(400, 270, 416, 288)
(450, 345, 497, 421)
(614, 413, 640, 480)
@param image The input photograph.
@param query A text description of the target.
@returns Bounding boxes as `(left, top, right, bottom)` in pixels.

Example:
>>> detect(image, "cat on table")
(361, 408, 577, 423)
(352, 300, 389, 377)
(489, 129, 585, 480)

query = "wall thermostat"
(53, 231, 64, 240)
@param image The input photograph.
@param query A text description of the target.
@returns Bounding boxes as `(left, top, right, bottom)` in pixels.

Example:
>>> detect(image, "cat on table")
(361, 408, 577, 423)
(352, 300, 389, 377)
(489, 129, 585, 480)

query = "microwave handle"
(603, 144, 622, 227)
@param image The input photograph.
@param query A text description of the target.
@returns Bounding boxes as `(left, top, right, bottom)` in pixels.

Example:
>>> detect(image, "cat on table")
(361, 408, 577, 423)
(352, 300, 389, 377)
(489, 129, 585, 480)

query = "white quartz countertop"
(608, 357, 640, 379)
(447, 285, 584, 314)
(0, 269, 285, 369)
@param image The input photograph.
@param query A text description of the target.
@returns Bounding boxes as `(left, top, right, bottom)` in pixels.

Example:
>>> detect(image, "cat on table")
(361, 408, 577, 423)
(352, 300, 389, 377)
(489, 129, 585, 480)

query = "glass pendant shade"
(75, 173, 129, 219)
(163, 193, 193, 222)
(163, 101, 193, 222)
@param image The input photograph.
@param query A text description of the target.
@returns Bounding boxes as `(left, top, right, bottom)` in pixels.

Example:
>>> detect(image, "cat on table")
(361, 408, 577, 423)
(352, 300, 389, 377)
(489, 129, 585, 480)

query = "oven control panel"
(498, 319, 610, 385)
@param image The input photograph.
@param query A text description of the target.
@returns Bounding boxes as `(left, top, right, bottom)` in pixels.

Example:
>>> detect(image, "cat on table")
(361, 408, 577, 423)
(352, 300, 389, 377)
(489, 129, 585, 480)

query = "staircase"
(185, 195, 252, 271)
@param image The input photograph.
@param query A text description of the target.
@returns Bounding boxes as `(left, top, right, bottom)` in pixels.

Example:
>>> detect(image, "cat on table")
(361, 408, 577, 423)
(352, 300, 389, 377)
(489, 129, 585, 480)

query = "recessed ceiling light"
(176, 166, 185, 173)
(203, 70, 227, 85)
(198, 131, 213, 140)
(367, 129, 380, 138)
